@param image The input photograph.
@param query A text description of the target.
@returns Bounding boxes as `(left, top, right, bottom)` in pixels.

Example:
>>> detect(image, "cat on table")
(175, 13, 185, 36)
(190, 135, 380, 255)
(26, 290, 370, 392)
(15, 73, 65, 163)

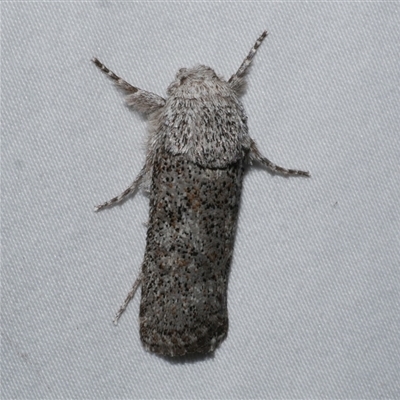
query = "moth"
(93, 31, 309, 356)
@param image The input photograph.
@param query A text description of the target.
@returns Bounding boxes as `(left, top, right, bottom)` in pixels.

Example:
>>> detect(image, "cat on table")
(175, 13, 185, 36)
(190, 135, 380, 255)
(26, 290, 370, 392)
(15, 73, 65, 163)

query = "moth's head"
(166, 65, 232, 98)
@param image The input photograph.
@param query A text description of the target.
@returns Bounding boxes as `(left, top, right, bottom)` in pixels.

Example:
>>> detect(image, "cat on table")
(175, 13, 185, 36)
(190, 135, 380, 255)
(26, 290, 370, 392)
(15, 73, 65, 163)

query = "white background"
(2, 2, 399, 399)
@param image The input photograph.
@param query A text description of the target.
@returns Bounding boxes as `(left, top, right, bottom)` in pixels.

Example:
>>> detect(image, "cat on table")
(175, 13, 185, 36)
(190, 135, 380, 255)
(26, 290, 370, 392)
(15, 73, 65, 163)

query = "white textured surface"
(2, 3, 399, 399)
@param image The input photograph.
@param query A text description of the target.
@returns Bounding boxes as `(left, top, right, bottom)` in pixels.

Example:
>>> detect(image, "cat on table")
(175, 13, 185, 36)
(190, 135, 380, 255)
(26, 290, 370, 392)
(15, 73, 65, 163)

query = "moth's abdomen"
(140, 150, 245, 356)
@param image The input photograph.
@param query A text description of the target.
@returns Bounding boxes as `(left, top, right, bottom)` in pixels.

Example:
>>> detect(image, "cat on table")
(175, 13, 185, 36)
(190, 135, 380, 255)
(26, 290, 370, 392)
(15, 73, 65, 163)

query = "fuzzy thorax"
(160, 65, 251, 169)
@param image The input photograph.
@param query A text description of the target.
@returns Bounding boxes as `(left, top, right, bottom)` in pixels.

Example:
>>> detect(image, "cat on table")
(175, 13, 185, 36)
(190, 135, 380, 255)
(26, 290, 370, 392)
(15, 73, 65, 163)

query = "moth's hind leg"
(250, 140, 310, 177)
(94, 166, 146, 211)
(113, 272, 143, 325)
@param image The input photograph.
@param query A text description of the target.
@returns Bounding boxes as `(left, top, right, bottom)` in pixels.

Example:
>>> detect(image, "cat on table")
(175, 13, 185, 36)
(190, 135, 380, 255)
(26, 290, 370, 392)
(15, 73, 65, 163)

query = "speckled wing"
(139, 149, 246, 356)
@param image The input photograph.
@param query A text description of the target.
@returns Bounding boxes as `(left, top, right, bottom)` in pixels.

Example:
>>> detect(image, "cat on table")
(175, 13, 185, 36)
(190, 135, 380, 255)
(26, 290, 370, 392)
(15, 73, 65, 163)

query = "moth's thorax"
(160, 65, 250, 168)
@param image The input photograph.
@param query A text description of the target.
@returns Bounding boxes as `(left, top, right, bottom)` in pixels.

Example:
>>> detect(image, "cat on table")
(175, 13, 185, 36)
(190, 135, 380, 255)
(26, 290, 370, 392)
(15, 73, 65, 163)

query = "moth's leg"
(250, 140, 310, 177)
(94, 166, 146, 211)
(92, 58, 165, 113)
(113, 272, 143, 325)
